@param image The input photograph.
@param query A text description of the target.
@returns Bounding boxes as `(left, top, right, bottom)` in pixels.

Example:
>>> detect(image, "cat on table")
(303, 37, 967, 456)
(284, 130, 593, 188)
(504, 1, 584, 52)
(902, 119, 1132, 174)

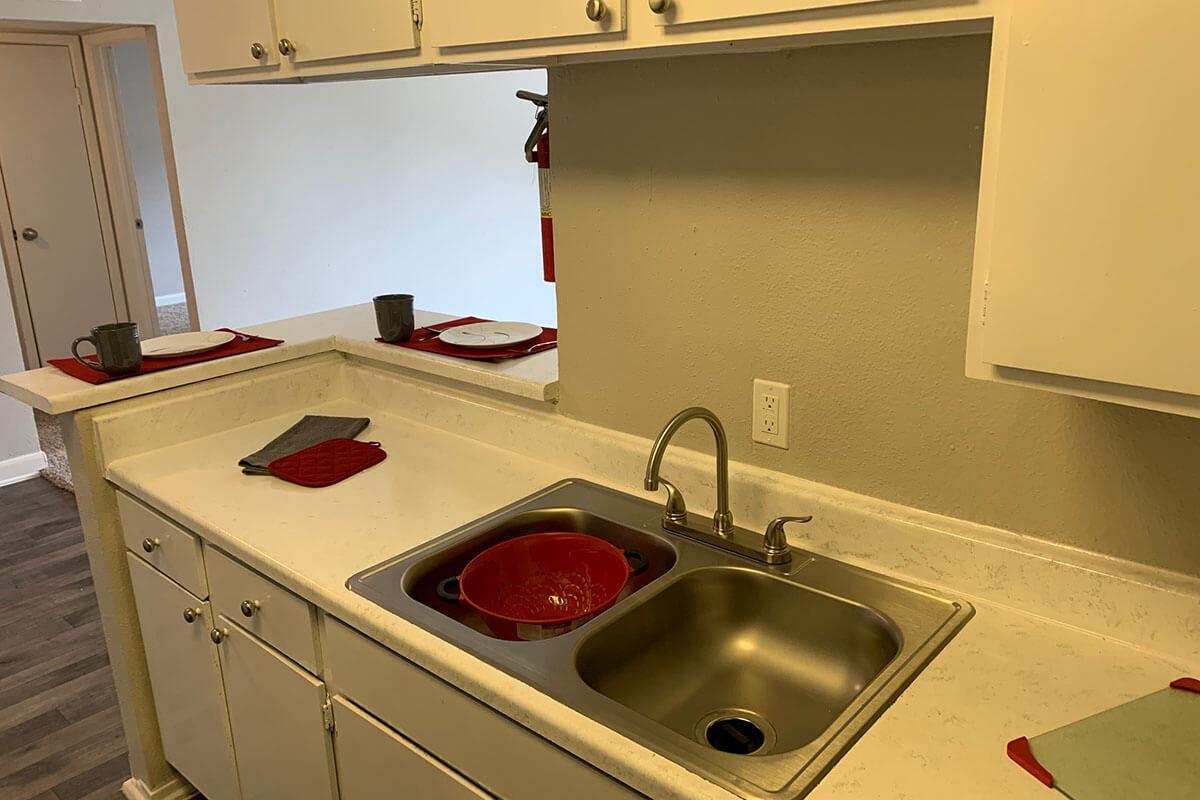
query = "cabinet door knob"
(20, 227, 38, 241)
(210, 627, 228, 644)
(141, 537, 161, 553)
(278, 38, 296, 56)
(585, 0, 607, 22)
(250, 42, 267, 60)
(240, 599, 260, 618)
(649, 0, 672, 13)
(183, 607, 202, 624)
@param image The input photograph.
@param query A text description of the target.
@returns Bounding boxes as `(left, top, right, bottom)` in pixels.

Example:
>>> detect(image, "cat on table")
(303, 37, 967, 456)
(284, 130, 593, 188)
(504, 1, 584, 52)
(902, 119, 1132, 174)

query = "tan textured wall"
(550, 35, 1200, 576)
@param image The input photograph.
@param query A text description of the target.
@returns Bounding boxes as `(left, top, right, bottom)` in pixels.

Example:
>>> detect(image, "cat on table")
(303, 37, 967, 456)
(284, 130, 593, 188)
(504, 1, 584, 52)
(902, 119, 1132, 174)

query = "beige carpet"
(35, 302, 194, 492)
(35, 409, 73, 492)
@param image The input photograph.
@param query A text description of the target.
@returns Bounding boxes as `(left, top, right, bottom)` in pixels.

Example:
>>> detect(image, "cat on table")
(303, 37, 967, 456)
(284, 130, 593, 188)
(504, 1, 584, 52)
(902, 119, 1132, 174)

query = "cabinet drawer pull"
(585, 0, 607, 22)
(183, 607, 202, 624)
(210, 627, 229, 644)
(278, 38, 296, 56)
(141, 537, 161, 553)
(240, 599, 261, 618)
(649, 0, 672, 13)
(250, 42, 266, 60)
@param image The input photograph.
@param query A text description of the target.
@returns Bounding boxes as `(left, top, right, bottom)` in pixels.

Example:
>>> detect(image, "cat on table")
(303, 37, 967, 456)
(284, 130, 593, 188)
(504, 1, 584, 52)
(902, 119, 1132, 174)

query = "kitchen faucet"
(644, 407, 812, 566)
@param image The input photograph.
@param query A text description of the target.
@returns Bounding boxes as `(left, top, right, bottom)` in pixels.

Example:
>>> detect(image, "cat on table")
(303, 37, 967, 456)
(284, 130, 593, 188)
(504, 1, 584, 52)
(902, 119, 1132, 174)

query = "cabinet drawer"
(323, 618, 642, 800)
(332, 695, 491, 800)
(118, 491, 208, 598)
(207, 547, 319, 673)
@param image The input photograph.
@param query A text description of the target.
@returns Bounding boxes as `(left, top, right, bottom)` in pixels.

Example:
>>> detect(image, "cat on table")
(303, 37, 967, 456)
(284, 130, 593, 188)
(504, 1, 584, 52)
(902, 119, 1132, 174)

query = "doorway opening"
(83, 27, 197, 338)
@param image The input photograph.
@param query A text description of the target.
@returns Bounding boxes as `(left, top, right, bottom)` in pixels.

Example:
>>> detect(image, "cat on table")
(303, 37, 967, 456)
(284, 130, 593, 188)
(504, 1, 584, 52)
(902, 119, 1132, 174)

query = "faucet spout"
(644, 407, 733, 534)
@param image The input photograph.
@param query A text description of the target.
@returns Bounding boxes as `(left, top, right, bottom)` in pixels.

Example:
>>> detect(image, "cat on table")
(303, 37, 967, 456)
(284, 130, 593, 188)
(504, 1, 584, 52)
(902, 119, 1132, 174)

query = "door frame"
(0, 31, 130, 368)
(80, 26, 200, 337)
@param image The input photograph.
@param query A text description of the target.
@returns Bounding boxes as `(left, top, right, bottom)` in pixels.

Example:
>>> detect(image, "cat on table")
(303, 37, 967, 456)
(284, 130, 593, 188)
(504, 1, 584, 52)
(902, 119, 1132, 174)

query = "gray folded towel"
(240, 415, 370, 475)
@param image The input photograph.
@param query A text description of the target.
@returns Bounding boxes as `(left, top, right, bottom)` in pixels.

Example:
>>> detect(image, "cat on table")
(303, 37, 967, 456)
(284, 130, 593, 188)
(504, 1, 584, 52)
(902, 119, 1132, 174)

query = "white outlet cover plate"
(753, 378, 790, 449)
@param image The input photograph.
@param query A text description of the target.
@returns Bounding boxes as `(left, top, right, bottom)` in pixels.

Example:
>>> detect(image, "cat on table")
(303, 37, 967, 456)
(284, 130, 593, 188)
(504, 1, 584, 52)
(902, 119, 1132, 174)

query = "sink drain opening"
(704, 717, 766, 755)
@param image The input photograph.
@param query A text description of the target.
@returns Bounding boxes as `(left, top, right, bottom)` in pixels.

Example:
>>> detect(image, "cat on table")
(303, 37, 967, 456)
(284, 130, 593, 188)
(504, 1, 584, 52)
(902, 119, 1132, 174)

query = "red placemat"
(268, 439, 386, 487)
(48, 328, 285, 385)
(378, 317, 557, 361)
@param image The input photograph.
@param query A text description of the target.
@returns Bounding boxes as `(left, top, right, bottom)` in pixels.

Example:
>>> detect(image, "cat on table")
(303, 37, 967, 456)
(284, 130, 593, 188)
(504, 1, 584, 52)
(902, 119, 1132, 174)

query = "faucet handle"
(657, 478, 688, 524)
(763, 515, 813, 560)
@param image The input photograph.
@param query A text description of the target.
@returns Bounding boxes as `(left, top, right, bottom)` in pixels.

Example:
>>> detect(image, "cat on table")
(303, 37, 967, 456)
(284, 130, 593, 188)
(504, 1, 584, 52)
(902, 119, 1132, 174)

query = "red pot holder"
(267, 439, 386, 488)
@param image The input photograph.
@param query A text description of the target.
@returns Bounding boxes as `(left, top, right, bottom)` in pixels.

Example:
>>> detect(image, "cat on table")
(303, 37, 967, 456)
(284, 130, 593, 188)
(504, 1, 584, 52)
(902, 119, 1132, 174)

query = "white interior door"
(126, 554, 241, 800)
(0, 42, 122, 365)
(216, 619, 338, 800)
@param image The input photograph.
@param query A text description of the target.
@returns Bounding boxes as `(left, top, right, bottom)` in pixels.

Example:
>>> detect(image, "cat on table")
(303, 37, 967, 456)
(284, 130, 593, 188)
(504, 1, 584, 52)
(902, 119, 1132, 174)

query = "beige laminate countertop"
(0, 304, 559, 414)
(104, 398, 1197, 800)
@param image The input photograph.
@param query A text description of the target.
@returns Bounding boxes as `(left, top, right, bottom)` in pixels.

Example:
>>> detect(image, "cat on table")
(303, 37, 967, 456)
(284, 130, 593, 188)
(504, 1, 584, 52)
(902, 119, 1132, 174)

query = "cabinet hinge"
(321, 691, 336, 734)
(411, 0, 423, 30)
(980, 280, 989, 326)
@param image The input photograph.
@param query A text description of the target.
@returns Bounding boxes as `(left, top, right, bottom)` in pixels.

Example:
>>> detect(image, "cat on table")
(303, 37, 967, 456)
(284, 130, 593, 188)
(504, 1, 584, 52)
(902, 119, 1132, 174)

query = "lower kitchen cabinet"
(121, 492, 638, 800)
(214, 617, 338, 800)
(332, 695, 490, 800)
(126, 554, 241, 800)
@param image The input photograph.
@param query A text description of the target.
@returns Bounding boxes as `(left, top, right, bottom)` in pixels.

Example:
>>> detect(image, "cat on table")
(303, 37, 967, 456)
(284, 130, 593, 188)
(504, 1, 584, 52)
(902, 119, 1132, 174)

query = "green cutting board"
(1010, 679, 1199, 799)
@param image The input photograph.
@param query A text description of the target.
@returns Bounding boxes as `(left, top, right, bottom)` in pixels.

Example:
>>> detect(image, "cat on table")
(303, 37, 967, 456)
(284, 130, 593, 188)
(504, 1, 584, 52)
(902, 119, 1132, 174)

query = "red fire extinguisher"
(519, 90, 554, 283)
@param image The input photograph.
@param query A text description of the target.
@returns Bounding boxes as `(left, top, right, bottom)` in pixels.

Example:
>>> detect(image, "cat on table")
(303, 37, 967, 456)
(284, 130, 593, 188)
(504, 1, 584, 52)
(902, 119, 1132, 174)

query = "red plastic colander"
(458, 533, 638, 641)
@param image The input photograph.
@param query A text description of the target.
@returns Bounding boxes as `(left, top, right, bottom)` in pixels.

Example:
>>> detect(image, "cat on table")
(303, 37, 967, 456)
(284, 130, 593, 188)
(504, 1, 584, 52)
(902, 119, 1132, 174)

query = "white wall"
(0, 0, 554, 332)
(111, 39, 184, 302)
(0, 249, 41, 475)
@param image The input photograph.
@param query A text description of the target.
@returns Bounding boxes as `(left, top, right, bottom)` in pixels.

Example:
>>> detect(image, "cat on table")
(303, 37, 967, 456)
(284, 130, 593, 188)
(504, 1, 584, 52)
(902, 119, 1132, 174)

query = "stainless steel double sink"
(348, 479, 973, 799)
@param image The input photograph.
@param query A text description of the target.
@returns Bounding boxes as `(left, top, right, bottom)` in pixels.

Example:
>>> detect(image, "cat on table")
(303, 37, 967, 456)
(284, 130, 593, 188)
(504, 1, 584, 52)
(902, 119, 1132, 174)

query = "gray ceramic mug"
(72, 322, 142, 376)
(374, 294, 415, 343)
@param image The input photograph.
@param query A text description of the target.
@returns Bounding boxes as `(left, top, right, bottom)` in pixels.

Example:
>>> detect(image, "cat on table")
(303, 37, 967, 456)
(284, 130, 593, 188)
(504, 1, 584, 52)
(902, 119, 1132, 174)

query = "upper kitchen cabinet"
(645, 0, 892, 27)
(272, 0, 420, 64)
(174, 0, 281, 75)
(428, 0, 625, 49)
(967, 1, 1200, 416)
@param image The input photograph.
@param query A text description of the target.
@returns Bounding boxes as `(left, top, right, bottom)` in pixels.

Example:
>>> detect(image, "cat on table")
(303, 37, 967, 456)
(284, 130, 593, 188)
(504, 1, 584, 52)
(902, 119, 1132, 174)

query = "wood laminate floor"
(0, 477, 129, 800)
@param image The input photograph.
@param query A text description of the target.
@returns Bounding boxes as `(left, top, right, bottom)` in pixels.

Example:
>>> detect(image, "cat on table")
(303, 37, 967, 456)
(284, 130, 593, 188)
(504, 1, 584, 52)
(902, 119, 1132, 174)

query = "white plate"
(439, 321, 543, 349)
(141, 330, 238, 358)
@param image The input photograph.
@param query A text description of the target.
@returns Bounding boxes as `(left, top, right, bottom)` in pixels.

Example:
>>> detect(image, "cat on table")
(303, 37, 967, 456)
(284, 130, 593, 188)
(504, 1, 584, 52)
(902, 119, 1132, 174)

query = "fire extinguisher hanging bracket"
(519, 90, 555, 283)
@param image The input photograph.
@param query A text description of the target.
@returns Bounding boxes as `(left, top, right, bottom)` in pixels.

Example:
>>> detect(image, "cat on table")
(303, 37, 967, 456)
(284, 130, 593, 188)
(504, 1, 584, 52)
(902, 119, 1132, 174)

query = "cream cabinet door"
(126, 555, 241, 800)
(273, 0, 420, 63)
(649, 0, 890, 27)
(978, 2, 1200, 396)
(173, 0, 279, 74)
(331, 696, 490, 800)
(430, 0, 625, 49)
(215, 618, 338, 800)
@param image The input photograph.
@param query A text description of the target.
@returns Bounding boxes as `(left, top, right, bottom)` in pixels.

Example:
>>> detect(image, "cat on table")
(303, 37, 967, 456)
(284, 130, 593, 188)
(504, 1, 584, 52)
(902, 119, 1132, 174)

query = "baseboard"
(155, 292, 187, 307)
(0, 451, 47, 487)
(122, 776, 198, 800)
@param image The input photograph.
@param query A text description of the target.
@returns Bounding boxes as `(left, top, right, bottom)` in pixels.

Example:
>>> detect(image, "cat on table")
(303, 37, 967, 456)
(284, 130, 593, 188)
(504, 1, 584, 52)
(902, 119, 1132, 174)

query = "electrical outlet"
(752, 379, 789, 449)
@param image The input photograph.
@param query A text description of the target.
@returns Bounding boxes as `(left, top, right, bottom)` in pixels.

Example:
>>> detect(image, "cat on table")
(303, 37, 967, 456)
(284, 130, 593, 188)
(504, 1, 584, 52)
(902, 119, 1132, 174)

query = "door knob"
(183, 607, 202, 624)
(585, 0, 607, 22)
(250, 42, 266, 60)
(210, 627, 229, 644)
(649, 0, 672, 13)
(20, 227, 38, 241)
(142, 537, 161, 553)
(240, 599, 260, 618)
(278, 38, 296, 56)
